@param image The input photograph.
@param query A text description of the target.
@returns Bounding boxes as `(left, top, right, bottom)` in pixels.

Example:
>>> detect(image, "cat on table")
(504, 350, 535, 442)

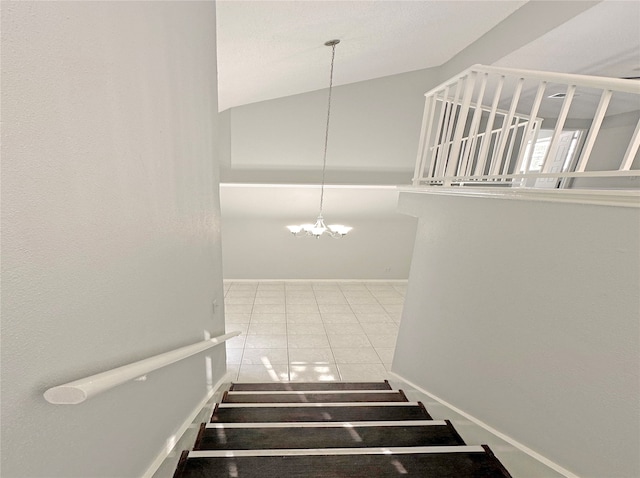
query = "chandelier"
(287, 40, 352, 239)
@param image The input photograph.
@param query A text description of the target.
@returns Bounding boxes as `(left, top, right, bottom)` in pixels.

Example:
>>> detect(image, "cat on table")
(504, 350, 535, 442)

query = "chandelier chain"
(286, 39, 351, 239)
(319, 41, 337, 215)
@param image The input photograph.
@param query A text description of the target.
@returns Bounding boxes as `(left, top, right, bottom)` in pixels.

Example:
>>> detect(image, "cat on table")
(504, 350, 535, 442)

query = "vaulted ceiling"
(215, 1, 526, 111)
(215, 1, 640, 112)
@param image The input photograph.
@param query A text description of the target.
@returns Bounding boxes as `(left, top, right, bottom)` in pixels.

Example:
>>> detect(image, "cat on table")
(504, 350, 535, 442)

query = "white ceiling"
(494, 1, 640, 79)
(216, 1, 640, 112)
(215, 0, 526, 111)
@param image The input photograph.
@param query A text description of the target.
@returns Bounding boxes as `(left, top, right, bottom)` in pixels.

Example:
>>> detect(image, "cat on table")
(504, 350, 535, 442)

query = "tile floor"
(224, 280, 406, 382)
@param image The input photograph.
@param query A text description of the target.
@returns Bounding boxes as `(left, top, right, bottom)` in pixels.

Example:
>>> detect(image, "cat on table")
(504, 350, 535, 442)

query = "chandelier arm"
(319, 41, 337, 215)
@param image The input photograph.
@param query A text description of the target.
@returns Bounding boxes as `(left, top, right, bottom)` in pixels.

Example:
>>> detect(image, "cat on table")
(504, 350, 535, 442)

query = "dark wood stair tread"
(211, 403, 432, 423)
(229, 381, 392, 391)
(223, 391, 408, 403)
(175, 445, 512, 477)
(174, 381, 513, 478)
(195, 420, 465, 450)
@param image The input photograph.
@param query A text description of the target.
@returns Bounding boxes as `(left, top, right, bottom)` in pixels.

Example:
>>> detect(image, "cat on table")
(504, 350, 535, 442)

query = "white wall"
(393, 191, 640, 478)
(572, 110, 640, 189)
(222, 67, 441, 185)
(220, 68, 436, 280)
(220, 185, 417, 280)
(1, 3, 224, 477)
(222, 217, 416, 280)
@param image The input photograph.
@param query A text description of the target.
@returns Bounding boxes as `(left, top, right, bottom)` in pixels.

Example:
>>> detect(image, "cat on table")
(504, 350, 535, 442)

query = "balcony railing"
(412, 65, 640, 188)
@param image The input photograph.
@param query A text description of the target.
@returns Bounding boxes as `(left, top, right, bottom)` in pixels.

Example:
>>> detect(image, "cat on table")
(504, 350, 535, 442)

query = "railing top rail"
(44, 331, 241, 405)
(430, 95, 543, 122)
(424, 64, 640, 98)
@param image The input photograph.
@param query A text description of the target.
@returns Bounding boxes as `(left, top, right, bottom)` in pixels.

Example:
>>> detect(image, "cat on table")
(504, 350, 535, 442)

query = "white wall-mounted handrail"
(44, 331, 241, 405)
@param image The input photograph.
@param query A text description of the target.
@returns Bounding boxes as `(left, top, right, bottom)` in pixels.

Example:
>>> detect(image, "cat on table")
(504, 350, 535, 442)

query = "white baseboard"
(388, 371, 579, 478)
(141, 371, 233, 478)
(223, 279, 409, 283)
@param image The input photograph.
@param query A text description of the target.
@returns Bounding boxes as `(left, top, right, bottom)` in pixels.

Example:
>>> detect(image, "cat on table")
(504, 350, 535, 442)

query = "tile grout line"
(368, 282, 400, 373)
(334, 282, 369, 380)
(223, 281, 235, 381)
(345, 282, 376, 378)
(240, 282, 258, 381)
(359, 282, 398, 377)
(316, 284, 342, 381)
(283, 281, 291, 381)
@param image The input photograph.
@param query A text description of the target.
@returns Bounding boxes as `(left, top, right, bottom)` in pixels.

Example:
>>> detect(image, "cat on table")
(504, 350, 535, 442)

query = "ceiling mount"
(324, 39, 340, 47)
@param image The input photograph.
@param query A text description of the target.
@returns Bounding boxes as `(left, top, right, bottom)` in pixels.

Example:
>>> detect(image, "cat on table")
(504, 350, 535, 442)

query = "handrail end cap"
(44, 386, 87, 405)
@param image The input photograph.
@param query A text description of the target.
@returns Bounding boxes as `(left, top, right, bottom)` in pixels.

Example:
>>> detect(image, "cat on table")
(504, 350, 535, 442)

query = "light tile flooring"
(224, 281, 406, 382)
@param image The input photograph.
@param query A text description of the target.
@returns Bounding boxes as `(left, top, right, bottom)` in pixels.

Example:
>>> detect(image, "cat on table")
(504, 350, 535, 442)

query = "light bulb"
(311, 226, 326, 236)
(329, 225, 352, 235)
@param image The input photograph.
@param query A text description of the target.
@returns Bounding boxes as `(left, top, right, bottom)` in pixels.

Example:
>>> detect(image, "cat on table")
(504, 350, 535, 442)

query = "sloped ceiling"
(216, 1, 640, 112)
(494, 0, 640, 79)
(215, 0, 526, 111)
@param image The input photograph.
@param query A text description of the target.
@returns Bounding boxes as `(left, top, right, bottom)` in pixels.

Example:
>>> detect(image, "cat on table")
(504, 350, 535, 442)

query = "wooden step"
(222, 390, 408, 403)
(211, 402, 432, 423)
(174, 445, 512, 477)
(194, 420, 465, 450)
(229, 381, 392, 391)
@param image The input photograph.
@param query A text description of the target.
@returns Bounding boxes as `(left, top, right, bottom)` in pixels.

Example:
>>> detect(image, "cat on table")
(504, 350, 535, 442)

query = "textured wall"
(1, 2, 224, 477)
(394, 192, 640, 478)
(223, 67, 441, 184)
(220, 185, 417, 280)
(221, 216, 417, 280)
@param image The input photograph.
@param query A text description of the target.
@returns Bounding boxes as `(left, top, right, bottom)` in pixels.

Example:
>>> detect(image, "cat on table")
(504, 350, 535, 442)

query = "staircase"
(173, 381, 512, 477)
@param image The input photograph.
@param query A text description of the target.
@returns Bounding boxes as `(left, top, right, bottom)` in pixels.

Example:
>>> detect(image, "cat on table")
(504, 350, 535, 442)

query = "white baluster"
(514, 81, 546, 174)
(541, 85, 576, 174)
(475, 75, 505, 177)
(575, 90, 612, 172)
(461, 73, 488, 177)
(492, 78, 524, 175)
(446, 71, 477, 180)
(620, 117, 640, 171)
(430, 91, 449, 179)
(413, 96, 435, 185)
(441, 79, 464, 184)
